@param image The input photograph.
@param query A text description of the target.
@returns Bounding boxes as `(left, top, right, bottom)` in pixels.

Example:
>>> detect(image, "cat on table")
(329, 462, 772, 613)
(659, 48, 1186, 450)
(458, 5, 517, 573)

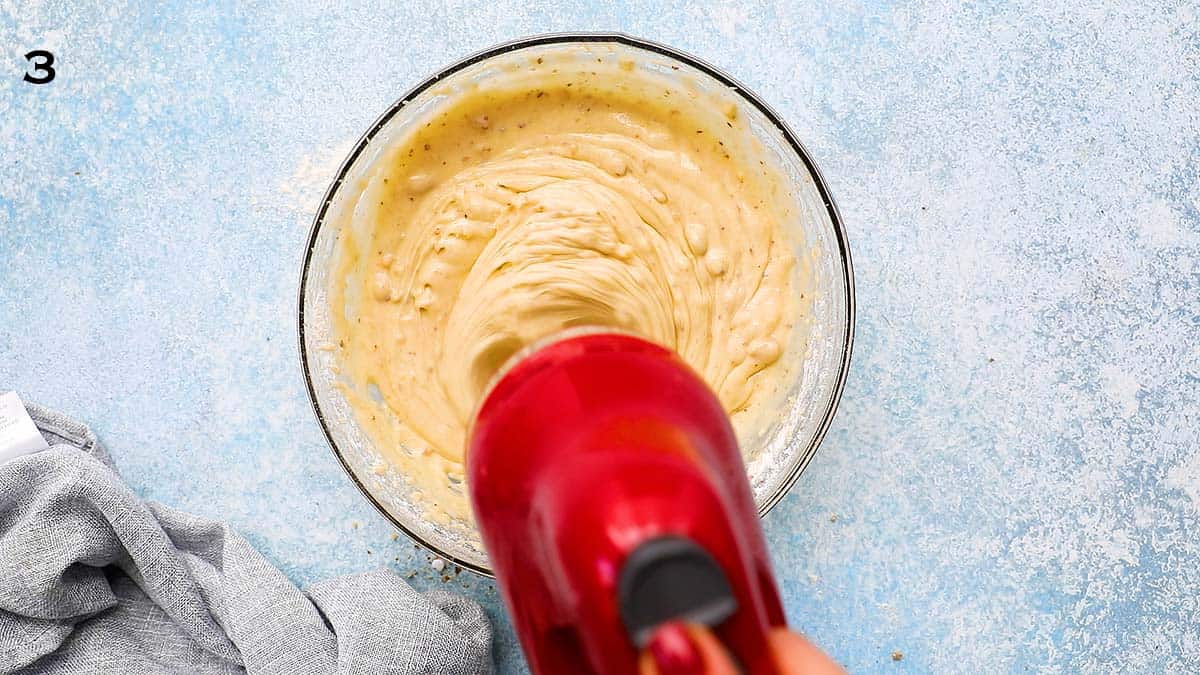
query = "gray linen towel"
(0, 403, 494, 674)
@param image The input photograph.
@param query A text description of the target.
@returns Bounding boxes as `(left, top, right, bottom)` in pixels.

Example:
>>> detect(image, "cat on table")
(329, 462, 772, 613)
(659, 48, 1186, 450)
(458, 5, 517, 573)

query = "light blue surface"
(3, 1, 1199, 672)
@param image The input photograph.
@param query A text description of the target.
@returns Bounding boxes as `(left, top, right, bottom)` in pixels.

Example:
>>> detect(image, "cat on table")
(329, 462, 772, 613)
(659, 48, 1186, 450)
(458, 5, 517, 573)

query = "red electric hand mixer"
(469, 331, 788, 674)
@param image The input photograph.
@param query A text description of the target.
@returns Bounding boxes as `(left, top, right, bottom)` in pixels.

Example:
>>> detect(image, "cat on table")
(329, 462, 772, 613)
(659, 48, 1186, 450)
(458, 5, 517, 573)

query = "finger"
(768, 627, 847, 675)
(637, 622, 739, 675)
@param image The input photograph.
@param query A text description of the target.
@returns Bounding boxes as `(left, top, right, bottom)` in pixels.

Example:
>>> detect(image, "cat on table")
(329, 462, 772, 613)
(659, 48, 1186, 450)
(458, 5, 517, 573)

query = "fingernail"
(648, 621, 704, 675)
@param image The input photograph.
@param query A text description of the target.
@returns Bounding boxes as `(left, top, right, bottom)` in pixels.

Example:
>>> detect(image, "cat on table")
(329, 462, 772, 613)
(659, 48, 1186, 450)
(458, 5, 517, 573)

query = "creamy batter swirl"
(332, 68, 800, 522)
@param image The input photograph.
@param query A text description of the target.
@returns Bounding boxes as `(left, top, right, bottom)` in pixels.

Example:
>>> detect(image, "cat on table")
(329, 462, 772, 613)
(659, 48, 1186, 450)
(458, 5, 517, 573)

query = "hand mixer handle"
(470, 331, 787, 674)
(618, 536, 739, 648)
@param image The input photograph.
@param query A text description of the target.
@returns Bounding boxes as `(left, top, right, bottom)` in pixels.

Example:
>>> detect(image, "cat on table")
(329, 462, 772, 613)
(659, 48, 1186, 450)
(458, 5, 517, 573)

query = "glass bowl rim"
(296, 31, 856, 576)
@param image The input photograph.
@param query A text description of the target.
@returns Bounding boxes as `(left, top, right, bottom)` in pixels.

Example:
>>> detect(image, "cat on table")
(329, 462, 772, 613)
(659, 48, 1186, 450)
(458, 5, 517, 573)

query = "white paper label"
(0, 392, 50, 462)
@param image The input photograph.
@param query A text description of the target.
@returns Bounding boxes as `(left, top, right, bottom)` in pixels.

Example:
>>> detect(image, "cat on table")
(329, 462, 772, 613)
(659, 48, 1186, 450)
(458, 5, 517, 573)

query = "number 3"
(23, 50, 56, 84)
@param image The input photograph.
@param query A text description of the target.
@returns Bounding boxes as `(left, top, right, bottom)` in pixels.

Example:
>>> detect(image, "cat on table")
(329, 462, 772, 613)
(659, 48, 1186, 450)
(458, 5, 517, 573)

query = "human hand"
(638, 622, 845, 675)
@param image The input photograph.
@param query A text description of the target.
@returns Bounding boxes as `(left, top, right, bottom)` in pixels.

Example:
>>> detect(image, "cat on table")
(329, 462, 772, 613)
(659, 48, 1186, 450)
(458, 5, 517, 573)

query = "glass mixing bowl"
(298, 33, 854, 575)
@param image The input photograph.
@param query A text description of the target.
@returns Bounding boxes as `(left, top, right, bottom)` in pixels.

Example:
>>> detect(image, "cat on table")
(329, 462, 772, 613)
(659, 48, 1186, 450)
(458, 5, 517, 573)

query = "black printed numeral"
(23, 50, 56, 84)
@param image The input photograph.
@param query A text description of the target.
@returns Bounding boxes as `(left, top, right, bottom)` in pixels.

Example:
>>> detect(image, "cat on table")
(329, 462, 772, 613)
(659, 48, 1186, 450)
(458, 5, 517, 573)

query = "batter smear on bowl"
(331, 54, 807, 524)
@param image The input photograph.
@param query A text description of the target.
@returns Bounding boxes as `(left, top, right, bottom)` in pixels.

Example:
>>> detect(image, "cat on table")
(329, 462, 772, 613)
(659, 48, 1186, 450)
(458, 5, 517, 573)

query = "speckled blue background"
(3, 1, 1199, 672)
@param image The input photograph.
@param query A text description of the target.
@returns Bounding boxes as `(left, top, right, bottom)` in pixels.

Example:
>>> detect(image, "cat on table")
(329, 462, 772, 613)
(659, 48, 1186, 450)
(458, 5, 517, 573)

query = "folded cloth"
(0, 404, 494, 674)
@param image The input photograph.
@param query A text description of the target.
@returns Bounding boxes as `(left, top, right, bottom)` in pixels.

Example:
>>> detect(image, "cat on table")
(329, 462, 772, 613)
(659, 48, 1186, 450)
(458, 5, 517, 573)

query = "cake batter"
(331, 56, 805, 523)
